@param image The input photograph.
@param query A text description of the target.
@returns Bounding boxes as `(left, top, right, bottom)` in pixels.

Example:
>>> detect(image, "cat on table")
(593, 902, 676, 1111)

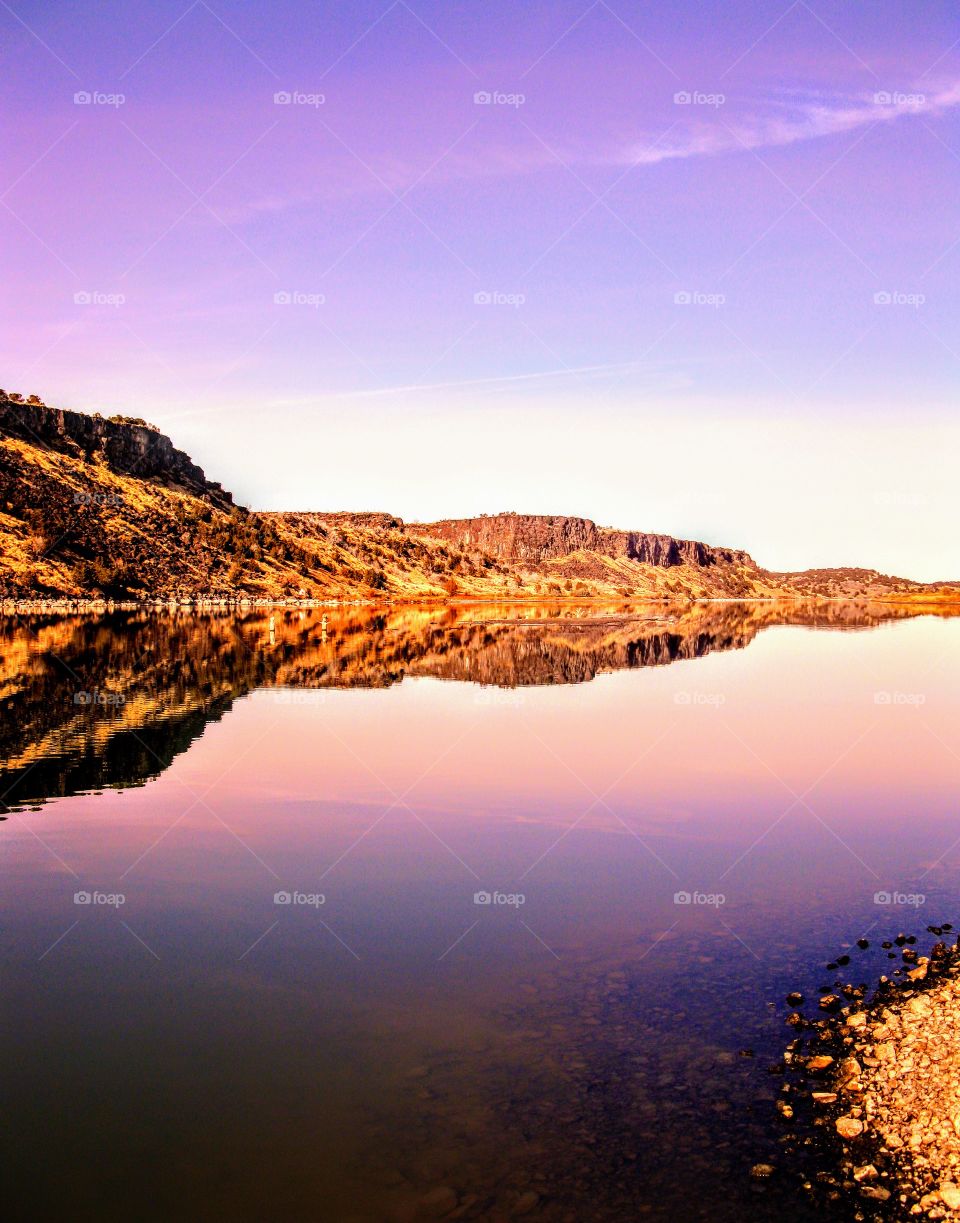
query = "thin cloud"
(619, 81, 960, 167)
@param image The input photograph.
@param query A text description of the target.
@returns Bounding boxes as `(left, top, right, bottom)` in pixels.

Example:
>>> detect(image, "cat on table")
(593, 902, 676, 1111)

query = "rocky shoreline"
(0, 595, 371, 616)
(783, 926, 960, 1219)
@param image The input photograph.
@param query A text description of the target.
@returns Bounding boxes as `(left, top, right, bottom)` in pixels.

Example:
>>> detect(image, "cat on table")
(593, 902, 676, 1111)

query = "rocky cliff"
(1, 391, 958, 604)
(412, 513, 754, 569)
(0, 398, 232, 507)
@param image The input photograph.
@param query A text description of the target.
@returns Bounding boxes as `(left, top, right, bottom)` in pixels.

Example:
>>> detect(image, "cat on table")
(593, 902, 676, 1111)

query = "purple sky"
(2, 1, 958, 578)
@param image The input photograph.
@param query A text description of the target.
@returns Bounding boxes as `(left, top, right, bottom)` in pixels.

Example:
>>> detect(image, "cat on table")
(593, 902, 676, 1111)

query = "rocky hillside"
(0, 391, 957, 604)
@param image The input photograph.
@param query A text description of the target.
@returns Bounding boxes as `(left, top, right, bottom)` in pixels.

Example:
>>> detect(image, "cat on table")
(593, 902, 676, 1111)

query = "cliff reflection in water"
(0, 600, 953, 813)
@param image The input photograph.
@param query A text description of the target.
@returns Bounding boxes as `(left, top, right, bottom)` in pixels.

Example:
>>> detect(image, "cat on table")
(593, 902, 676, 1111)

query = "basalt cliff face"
(0, 398, 232, 507)
(412, 514, 752, 569)
(0, 393, 958, 604)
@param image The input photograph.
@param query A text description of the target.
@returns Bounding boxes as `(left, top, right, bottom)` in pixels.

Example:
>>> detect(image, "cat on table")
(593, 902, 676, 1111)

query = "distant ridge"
(0, 391, 957, 604)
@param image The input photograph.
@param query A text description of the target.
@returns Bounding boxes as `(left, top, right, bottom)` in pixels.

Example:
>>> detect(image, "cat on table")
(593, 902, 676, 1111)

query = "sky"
(1, 0, 958, 579)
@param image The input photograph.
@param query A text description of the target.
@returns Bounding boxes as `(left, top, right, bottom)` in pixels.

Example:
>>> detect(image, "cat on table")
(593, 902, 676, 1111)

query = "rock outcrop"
(0, 398, 232, 507)
(412, 513, 754, 569)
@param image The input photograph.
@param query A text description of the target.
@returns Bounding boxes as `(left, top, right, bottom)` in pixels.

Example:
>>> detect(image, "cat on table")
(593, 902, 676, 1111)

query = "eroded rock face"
(412, 513, 754, 570)
(0, 398, 232, 507)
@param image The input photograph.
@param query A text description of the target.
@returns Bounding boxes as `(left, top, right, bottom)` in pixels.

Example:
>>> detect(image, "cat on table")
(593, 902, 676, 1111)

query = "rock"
(806, 1055, 834, 1073)
(819, 994, 840, 1011)
(853, 1164, 878, 1182)
(836, 1116, 865, 1139)
(940, 1182, 960, 1210)
(786, 992, 804, 1006)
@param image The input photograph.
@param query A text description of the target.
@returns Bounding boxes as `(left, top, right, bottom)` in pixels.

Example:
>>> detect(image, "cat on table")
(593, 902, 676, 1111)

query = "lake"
(1, 602, 958, 1221)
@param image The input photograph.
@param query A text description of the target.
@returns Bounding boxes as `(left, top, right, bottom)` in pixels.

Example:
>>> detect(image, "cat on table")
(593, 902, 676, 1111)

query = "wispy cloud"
(617, 81, 960, 167)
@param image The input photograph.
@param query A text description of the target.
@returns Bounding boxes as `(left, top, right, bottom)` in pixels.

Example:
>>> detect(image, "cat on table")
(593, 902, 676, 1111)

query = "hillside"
(0, 391, 957, 605)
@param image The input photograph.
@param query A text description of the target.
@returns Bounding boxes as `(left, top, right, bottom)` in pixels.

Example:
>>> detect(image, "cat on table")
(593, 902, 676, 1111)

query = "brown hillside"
(0, 392, 957, 605)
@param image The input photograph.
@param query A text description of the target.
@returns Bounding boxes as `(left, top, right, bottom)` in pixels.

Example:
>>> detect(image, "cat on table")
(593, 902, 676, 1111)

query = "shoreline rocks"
(784, 926, 960, 1219)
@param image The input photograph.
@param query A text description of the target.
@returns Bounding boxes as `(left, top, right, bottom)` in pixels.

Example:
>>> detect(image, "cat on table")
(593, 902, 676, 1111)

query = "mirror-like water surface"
(2, 603, 959, 1221)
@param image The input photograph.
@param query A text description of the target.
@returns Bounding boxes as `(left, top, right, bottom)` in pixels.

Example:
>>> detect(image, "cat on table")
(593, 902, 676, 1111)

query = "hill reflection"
(0, 601, 953, 813)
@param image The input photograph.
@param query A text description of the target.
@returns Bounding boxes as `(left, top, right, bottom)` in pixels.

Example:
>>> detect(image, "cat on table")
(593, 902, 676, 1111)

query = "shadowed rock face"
(0, 600, 954, 814)
(0, 399, 232, 507)
(411, 514, 754, 569)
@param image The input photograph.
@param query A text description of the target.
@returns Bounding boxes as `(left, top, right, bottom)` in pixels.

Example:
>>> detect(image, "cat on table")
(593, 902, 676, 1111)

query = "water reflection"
(2, 601, 960, 1221)
(0, 600, 952, 814)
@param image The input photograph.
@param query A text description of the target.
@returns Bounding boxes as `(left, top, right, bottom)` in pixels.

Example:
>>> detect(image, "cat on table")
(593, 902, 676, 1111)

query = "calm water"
(1, 602, 959, 1221)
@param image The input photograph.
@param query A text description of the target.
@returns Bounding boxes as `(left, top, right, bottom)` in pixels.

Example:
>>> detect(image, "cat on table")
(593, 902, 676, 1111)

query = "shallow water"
(1, 602, 958, 1221)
